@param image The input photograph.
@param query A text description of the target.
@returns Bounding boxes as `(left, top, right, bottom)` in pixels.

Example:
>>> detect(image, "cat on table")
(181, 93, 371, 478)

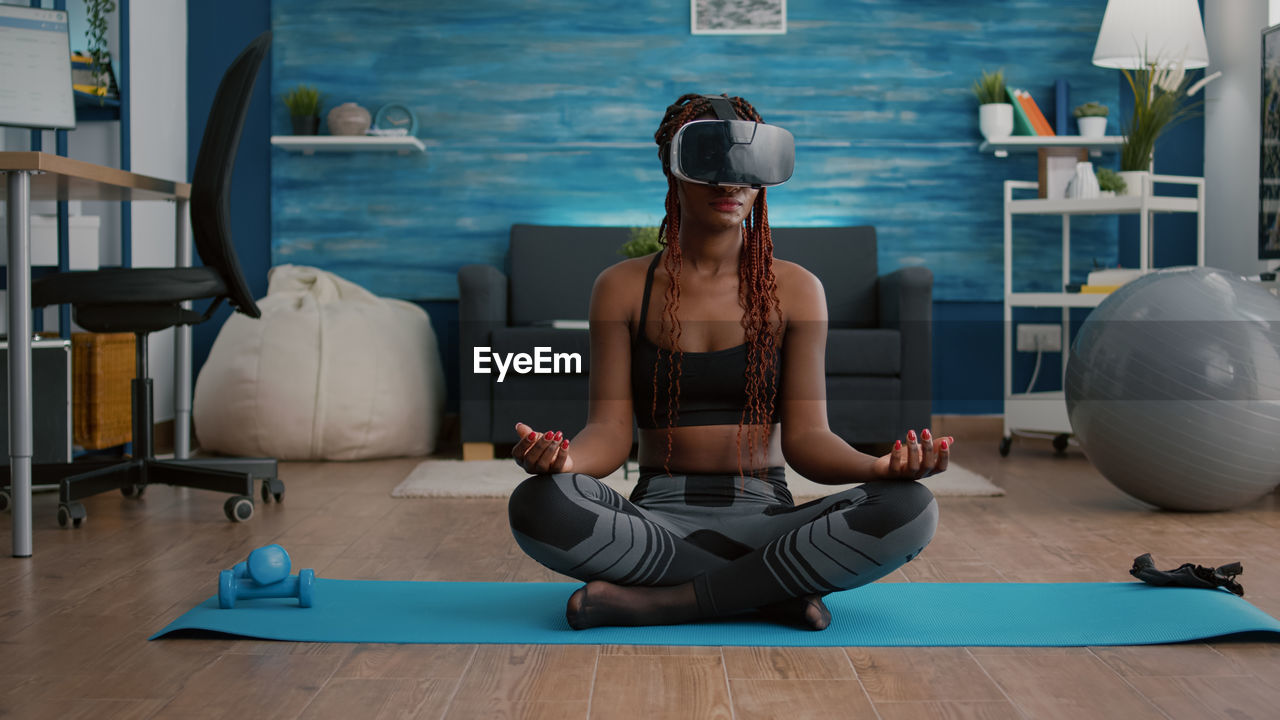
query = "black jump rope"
(1131, 553, 1244, 596)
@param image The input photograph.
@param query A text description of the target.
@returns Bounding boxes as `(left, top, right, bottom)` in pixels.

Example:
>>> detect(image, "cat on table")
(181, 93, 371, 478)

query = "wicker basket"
(72, 332, 134, 449)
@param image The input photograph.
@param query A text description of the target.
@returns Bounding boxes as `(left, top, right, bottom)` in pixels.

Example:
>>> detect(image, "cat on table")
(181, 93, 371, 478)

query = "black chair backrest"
(190, 31, 270, 319)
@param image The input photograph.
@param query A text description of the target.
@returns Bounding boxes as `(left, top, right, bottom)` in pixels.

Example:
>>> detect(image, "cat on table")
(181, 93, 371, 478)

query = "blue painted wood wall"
(271, 0, 1119, 302)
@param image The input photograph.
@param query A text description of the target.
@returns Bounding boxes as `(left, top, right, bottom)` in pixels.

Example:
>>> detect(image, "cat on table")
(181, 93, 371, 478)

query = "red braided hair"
(651, 93, 784, 480)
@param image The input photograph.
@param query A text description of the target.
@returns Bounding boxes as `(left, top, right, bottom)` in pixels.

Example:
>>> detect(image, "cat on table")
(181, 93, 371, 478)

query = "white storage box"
(28, 214, 101, 270)
(1, 210, 101, 270)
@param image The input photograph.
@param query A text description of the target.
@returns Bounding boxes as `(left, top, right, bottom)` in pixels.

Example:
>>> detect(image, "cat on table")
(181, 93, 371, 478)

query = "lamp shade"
(1092, 0, 1209, 69)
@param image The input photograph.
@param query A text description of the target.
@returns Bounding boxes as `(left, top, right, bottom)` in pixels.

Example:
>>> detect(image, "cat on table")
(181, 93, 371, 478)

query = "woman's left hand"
(873, 428, 953, 480)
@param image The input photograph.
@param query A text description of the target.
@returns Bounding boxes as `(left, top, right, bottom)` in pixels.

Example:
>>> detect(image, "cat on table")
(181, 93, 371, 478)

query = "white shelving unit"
(980, 135, 1125, 158)
(269, 135, 426, 155)
(1000, 175, 1205, 456)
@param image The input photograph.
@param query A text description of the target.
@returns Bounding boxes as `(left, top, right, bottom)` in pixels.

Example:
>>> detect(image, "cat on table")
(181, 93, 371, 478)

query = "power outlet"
(1016, 323, 1062, 352)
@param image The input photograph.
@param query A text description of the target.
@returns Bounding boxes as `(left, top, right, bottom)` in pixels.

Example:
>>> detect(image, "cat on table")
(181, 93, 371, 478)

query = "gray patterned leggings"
(508, 467, 938, 617)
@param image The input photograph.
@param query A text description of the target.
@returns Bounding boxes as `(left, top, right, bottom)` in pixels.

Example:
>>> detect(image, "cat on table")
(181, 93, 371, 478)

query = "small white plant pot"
(1076, 115, 1107, 138)
(1117, 170, 1150, 197)
(979, 103, 1014, 140)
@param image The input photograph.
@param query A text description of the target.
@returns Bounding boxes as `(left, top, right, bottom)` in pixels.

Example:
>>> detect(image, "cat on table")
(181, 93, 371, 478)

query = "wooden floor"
(2, 437, 1278, 720)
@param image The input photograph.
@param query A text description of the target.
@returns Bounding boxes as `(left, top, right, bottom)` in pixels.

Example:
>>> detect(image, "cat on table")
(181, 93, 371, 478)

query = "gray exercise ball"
(1065, 267, 1280, 511)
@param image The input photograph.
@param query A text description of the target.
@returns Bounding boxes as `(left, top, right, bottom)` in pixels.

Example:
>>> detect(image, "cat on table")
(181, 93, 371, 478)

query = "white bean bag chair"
(194, 264, 446, 460)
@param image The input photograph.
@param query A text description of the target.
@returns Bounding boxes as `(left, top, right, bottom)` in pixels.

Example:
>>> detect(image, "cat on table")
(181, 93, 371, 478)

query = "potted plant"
(1073, 102, 1108, 138)
(283, 85, 323, 136)
(972, 68, 1012, 141)
(84, 0, 117, 102)
(1095, 167, 1126, 197)
(619, 226, 663, 258)
(1118, 58, 1220, 196)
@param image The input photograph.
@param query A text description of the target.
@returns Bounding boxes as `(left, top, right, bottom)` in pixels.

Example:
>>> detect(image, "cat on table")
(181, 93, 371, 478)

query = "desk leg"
(174, 198, 191, 459)
(6, 172, 33, 557)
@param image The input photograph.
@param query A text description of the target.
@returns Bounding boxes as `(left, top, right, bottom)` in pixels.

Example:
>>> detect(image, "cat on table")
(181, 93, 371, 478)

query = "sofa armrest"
(458, 264, 509, 443)
(877, 266, 933, 434)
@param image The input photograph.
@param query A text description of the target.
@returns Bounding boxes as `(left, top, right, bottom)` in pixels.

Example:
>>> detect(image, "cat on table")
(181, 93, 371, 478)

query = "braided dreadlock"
(651, 93, 784, 480)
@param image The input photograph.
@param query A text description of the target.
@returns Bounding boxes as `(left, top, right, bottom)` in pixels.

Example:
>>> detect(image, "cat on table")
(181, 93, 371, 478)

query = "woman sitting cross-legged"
(507, 93, 949, 631)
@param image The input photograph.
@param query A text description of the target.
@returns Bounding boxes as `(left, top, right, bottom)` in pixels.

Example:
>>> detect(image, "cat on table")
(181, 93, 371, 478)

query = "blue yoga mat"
(151, 579, 1280, 647)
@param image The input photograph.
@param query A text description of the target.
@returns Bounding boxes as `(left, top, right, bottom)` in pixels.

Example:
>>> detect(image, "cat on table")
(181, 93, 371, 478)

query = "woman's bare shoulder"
(591, 253, 655, 311)
(771, 258, 824, 296)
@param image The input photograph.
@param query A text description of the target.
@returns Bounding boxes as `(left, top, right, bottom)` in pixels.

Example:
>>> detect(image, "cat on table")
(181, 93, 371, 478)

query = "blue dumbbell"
(218, 544, 316, 609)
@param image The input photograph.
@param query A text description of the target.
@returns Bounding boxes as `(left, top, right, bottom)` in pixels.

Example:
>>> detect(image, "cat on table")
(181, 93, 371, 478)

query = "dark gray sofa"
(457, 224, 931, 456)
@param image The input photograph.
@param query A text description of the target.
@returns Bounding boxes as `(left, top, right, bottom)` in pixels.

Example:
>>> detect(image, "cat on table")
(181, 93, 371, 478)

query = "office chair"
(27, 31, 280, 528)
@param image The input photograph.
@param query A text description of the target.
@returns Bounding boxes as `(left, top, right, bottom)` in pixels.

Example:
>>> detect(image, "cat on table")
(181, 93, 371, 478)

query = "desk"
(1, 152, 192, 557)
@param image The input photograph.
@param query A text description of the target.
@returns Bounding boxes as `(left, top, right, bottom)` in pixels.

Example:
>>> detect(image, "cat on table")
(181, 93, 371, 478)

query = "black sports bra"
(630, 253, 781, 429)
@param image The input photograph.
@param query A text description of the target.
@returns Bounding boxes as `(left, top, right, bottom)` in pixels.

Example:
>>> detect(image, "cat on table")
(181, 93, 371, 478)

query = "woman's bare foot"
(565, 580, 700, 630)
(758, 594, 832, 631)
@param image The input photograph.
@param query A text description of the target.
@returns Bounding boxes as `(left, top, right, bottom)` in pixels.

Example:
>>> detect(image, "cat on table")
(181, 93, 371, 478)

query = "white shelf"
(1008, 292, 1109, 308)
(999, 175, 1204, 451)
(270, 135, 426, 154)
(1009, 195, 1200, 215)
(980, 135, 1124, 157)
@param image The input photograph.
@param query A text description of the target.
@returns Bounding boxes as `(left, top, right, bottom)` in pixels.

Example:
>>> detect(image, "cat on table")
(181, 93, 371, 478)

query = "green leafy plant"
(1119, 58, 1216, 171)
(1095, 167, 1126, 194)
(85, 0, 116, 101)
(619, 226, 663, 258)
(1073, 102, 1108, 118)
(282, 85, 323, 117)
(971, 68, 1007, 105)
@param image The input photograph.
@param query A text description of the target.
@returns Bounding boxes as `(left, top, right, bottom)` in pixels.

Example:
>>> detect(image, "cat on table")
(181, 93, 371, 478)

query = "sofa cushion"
(825, 376, 902, 444)
(825, 328, 900, 376)
(772, 226, 879, 329)
(508, 225, 631, 326)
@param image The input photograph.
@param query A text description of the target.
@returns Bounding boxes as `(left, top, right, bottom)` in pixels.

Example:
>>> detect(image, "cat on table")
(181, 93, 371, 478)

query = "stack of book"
(71, 52, 118, 100)
(1067, 268, 1148, 294)
(1007, 87, 1054, 137)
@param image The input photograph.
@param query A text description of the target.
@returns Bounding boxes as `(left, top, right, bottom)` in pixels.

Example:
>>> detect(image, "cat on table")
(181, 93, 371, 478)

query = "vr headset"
(668, 95, 795, 188)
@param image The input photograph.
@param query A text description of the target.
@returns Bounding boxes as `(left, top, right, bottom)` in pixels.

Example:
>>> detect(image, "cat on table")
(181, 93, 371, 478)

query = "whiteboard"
(0, 4, 75, 130)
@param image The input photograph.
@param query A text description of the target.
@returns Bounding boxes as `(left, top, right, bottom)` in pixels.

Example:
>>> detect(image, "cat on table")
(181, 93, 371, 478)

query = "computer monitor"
(0, 3, 76, 131)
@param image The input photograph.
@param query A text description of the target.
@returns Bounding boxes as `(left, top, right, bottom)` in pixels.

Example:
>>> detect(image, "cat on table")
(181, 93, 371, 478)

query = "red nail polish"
(923, 429, 931, 439)
(561, 439, 569, 449)
(530, 432, 539, 442)
(895, 439, 902, 449)
(940, 440, 948, 450)
(555, 431, 563, 442)
(907, 430, 916, 442)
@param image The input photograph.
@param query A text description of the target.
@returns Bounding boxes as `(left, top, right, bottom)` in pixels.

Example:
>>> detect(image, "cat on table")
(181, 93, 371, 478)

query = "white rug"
(392, 459, 1004, 499)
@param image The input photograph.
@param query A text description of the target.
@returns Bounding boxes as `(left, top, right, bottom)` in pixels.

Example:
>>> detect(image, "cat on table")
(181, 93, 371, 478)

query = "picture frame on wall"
(1260, 23, 1280, 259)
(691, 0, 786, 35)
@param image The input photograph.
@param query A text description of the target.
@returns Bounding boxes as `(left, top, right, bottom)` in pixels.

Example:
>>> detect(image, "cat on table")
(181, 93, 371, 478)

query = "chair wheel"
(224, 496, 254, 522)
(0, 489, 9, 512)
(120, 484, 146, 499)
(1052, 434, 1070, 455)
(261, 478, 284, 504)
(999, 436, 1013, 457)
(57, 502, 86, 529)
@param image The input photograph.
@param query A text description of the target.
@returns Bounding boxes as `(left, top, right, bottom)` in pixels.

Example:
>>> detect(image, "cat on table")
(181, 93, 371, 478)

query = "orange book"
(1016, 89, 1055, 136)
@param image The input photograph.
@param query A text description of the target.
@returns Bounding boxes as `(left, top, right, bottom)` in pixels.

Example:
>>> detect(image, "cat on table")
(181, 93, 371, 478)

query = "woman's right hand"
(512, 422, 574, 474)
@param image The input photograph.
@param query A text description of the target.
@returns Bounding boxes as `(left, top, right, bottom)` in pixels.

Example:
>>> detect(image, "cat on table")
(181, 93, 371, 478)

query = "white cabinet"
(1000, 175, 1205, 456)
